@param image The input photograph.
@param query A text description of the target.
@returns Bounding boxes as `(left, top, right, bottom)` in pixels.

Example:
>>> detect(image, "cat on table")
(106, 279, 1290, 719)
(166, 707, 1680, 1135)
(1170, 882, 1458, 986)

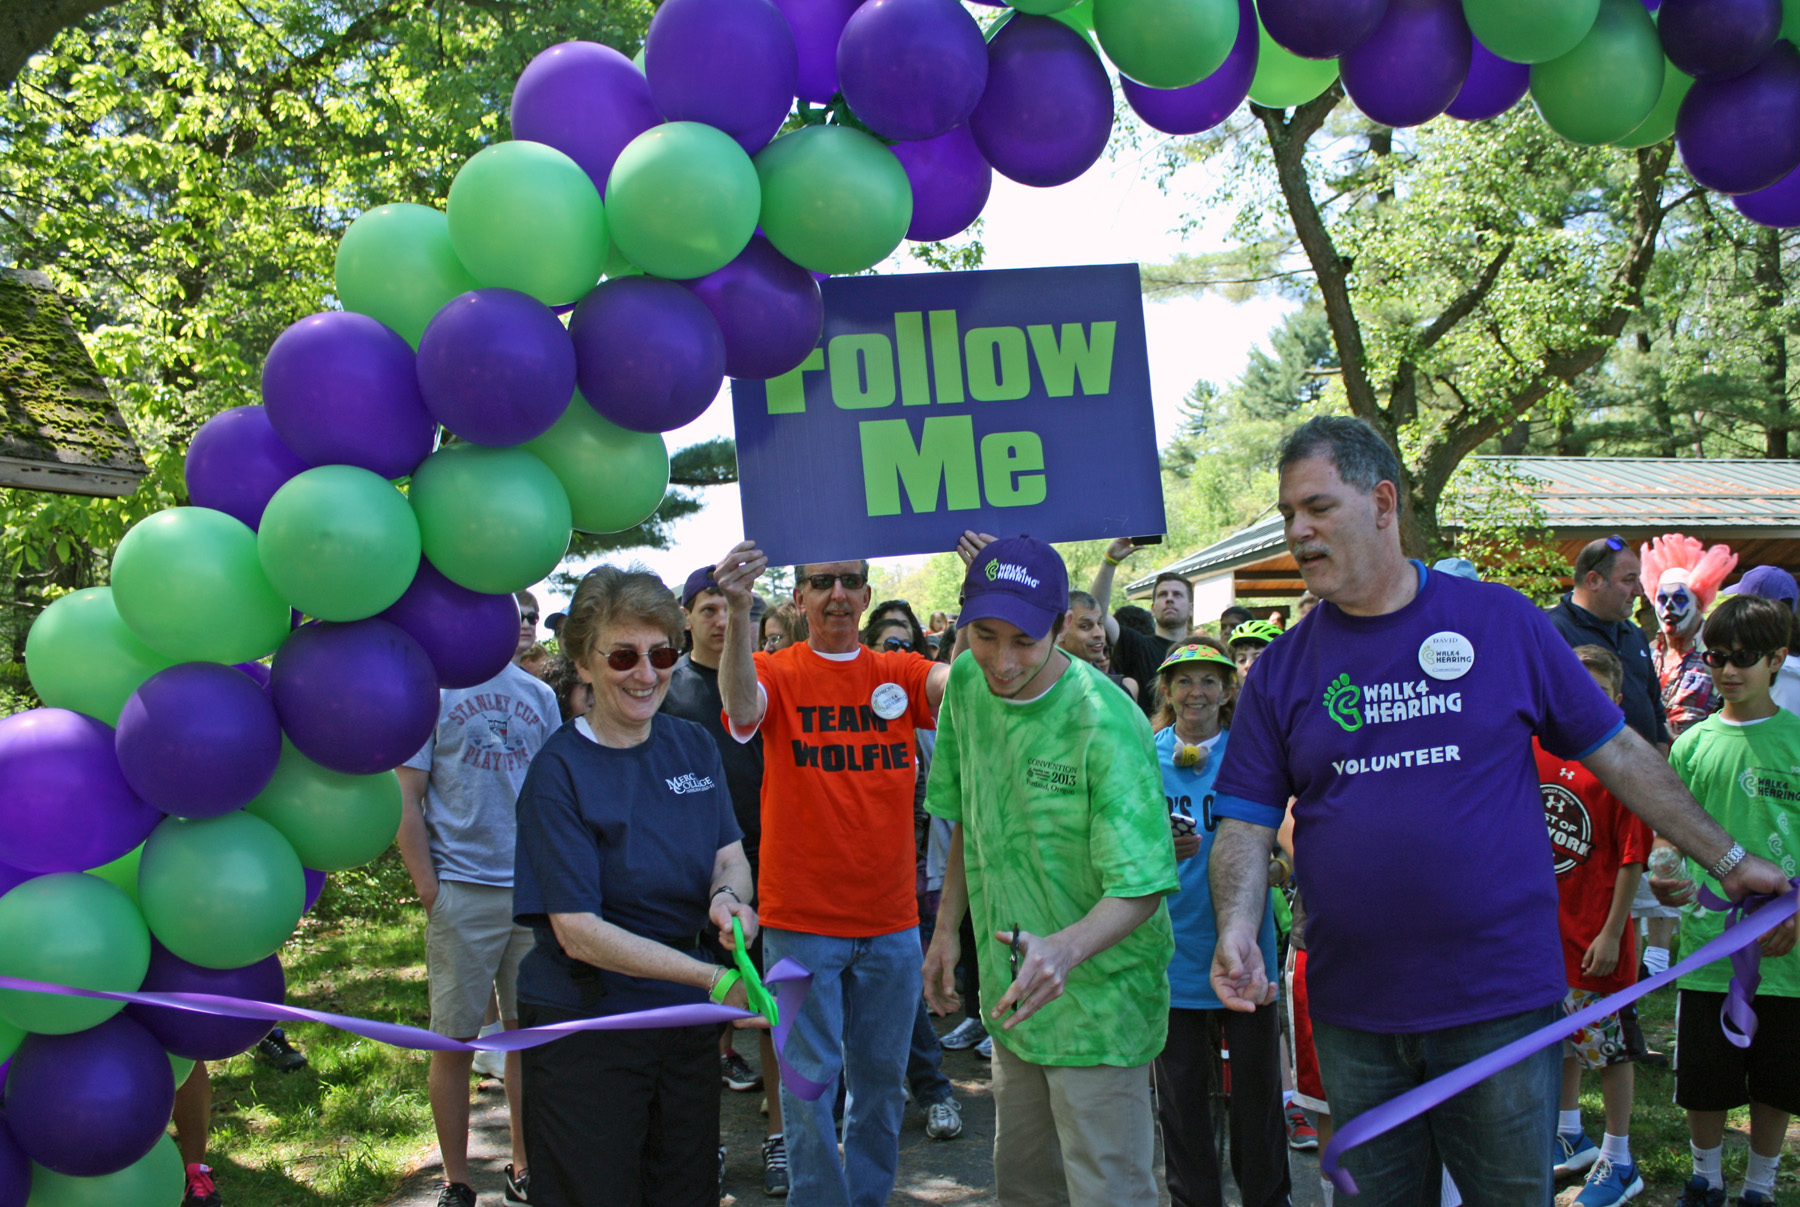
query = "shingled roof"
(0, 268, 145, 497)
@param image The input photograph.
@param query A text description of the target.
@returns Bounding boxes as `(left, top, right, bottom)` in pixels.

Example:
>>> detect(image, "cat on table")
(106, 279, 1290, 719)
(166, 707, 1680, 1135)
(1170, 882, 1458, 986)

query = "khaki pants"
(991, 1038, 1158, 1207)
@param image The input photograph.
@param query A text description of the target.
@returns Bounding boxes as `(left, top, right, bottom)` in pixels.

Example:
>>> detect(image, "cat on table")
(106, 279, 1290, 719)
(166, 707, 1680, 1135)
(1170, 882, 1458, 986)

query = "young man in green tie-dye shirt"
(923, 535, 1178, 1207)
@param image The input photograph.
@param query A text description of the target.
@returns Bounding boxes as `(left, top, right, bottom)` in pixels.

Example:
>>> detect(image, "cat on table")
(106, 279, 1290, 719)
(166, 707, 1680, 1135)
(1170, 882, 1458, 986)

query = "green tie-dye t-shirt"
(927, 654, 1178, 1067)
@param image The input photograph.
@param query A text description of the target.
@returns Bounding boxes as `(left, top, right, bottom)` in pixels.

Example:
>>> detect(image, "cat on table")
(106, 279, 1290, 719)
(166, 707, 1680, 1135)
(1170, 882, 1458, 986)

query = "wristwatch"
(1708, 842, 1748, 881)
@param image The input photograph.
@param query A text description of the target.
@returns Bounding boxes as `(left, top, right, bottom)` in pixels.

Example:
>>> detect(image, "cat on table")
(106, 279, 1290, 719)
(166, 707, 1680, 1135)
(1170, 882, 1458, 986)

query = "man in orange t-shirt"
(715, 538, 962, 1207)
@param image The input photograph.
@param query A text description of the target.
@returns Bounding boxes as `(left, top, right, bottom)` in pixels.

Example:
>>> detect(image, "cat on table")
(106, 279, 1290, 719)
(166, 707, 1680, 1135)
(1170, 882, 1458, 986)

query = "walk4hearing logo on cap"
(986, 560, 1039, 588)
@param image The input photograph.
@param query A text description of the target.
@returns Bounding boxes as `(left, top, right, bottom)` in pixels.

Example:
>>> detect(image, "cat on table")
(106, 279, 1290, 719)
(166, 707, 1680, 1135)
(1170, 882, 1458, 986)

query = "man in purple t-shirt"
(1206, 417, 1792, 1206)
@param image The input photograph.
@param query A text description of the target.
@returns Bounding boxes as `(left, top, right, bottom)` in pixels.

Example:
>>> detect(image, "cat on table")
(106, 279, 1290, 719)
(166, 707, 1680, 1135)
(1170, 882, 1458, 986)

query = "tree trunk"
(1, 0, 117, 90)
(1754, 227, 1790, 458)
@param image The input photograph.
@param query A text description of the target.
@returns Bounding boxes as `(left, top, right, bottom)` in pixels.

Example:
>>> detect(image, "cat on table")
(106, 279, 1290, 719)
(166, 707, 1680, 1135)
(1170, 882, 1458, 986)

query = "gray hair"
(1277, 416, 1402, 495)
(561, 565, 684, 669)
(1068, 589, 1099, 611)
(795, 559, 871, 581)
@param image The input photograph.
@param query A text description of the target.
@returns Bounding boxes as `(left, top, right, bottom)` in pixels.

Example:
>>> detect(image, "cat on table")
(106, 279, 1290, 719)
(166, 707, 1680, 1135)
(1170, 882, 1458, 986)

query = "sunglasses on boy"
(806, 572, 867, 591)
(1701, 648, 1776, 670)
(602, 647, 680, 672)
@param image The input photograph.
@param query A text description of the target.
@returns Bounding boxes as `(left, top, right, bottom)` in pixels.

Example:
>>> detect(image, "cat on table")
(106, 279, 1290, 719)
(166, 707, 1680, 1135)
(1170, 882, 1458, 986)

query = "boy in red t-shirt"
(1541, 645, 1652, 1207)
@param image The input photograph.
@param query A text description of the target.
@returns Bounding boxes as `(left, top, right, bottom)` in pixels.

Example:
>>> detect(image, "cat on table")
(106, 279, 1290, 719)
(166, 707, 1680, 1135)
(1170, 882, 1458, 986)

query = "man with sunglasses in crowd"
(711, 542, 958, 1207)
(399, 591, 562, 1207)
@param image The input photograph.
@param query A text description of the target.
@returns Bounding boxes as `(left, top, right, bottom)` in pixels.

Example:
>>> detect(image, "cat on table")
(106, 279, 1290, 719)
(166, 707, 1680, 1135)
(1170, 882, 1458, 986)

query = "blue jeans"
(764, 926, 921, 1207)
(1312, 1004, 1560, 1207)
(907, 995, 953, 1106)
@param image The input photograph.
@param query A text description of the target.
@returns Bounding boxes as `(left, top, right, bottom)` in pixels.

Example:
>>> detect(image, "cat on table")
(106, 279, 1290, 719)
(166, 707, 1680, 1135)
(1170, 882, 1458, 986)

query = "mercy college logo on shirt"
(665, 772, 716, 794)
(1322, 674, 1463, 734)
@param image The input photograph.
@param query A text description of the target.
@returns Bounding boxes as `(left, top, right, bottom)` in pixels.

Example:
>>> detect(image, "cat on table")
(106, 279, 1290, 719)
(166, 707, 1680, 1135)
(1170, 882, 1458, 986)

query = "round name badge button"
(871, 682, 908, 720)
(1418, 631, 1475, 681)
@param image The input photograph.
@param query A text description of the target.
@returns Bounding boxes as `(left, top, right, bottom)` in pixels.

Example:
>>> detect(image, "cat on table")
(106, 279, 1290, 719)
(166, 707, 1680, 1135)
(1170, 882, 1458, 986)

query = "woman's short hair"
(760, 600, 809, 645)
(1703, 594, 1793, 656)
(1152, 632, 1237, 732)
(560, 565, 684, 668)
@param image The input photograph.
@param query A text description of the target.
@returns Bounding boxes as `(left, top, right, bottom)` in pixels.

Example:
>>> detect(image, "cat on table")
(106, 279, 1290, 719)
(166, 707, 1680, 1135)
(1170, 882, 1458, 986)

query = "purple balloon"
(1677, 40, 1800, 193)
(968, 16, 1115, 189)
(682, 238, 824, 380)
(1659, 0, 1782, 78)
(234, 660, 273, 688)
(569, 277, 726, 433)
(0, 709, 159, 874)
(1446, 34, 1529, 119)
(1120, 0, 1258, 134)
(303, 866, 327, 913)
(183, 406, 310, 532)
(416, 289, 576, 448)
(838, 0, 989, 141)
(1733, 161, 1800, 225)
(0, 1116, 24, 1207)
(892, 125, 994, 242)
(1260, 0, 1390, 59)
(3, 1015, 174, 1177)
(1340, 0, 1471, 127)
(645, 0, 799, 155)
(377, 560, 520, 690)
(116, 663, 283, 819)
(261, 312, 437, 481)
(772, 0, 865, 103)
(125, 942, 283, 1060)
(270, 620, 440, 775)
(510, 41, 662, 197)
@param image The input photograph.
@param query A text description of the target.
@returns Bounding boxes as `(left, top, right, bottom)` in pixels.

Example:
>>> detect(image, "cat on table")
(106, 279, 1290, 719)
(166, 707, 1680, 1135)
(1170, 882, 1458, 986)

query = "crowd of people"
(319, 415, 1800, 1207)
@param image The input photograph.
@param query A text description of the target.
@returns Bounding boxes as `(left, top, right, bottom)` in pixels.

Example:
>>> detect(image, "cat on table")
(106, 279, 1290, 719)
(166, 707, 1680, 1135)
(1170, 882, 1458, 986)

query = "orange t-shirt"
(737, 643, 937, 937)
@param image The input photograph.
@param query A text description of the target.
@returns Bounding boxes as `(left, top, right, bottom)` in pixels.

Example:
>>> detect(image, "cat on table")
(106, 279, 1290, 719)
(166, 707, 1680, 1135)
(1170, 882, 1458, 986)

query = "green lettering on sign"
(981, 431, 1047, 507)
(859, 416, 982, 516)
(894, 312, 931, 406)
(929, 310, 965, 405)
(964, 326, 1031, 401)
(765, 348, 823, 414)
(830, 333, 896, 410)
(1027, 322, 1116, 396)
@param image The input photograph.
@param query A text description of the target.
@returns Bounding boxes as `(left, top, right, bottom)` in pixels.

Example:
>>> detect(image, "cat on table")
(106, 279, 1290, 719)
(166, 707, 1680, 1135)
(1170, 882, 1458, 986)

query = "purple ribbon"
(1320, 881, 1800, 1194)
(0, 956, 831, 1101)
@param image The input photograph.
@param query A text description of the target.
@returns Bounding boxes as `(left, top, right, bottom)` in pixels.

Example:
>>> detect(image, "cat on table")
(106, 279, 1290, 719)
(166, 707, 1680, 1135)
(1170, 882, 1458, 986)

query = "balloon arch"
(4, 0, 1800, 1196)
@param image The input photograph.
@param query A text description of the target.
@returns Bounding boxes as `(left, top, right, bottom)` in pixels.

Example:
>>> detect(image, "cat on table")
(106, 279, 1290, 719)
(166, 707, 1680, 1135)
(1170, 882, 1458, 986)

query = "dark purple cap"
(682, 565, 721, 608)
(957, 536, 1069, 640)
(1723, 565, 1800, 609)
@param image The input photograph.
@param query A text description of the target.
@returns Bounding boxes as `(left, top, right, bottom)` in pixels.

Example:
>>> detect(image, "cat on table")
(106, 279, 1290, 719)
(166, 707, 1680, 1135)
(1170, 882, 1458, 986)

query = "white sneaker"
(925, 1098, 962, 1140)
(472, 1022, 505, 1079)
(940, 1017, 987, 1050)
(975, 1036, 993, 1060)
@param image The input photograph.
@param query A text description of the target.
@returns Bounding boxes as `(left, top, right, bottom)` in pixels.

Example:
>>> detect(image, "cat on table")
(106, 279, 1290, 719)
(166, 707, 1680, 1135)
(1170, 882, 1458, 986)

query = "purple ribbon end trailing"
(1320, 1145, 1359, 1195)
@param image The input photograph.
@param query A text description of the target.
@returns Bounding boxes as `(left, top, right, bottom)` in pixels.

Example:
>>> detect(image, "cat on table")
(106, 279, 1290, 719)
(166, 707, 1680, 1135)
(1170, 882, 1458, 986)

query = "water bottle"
(1648, 845, 1685, 880)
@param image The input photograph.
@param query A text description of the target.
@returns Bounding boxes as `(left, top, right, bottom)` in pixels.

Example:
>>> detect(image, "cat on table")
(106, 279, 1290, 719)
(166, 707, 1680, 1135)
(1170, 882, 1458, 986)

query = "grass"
(196, 909, 437, 1207)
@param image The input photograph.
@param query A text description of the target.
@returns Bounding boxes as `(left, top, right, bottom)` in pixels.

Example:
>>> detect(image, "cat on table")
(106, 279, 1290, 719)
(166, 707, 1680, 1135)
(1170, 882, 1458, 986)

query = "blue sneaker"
(1556, 1131, 1600, 1177)
(1575, 1158, 1644, 1207)
(1679, 1176, 1727, 1207)
(1738, 1191, 1777, 1207)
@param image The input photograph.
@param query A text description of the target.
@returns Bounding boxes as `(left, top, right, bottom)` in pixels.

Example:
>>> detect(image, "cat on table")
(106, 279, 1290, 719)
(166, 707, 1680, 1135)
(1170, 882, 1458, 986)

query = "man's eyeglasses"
(521, 612, 540, 625)
(806, 573, 867, 591)
(881, 637, 913, 652)
(603, 647, 680, 672)
(1702, 648, 1776, 669)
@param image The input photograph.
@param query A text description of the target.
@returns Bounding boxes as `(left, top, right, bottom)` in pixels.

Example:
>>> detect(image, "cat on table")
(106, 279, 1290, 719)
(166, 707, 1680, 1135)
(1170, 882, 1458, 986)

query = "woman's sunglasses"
(881, 637, 913, 652)
(603, 647, 680, 672)
(520, 612, 539, 625)
(1702, 648, 1776, 669)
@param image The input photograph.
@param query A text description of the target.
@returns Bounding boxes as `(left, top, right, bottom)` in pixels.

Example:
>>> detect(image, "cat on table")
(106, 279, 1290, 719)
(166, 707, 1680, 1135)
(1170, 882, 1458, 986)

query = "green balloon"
(604, 242, 644, 280)
(606, 123, 761, 280)
(1095, 0, 1238, 89)
(0, 1015, 23, 1063)
(0, 873, 149, 1035)
(1465, 0, 1600, 64)
(256, 466, 421, 622)
(522, 394, 670, 535)
(1786, 0, 1799, 41)
(245, 741, 402, 872)
(1531, 0, 1663, 145)
(168, 1053, 195, 1085)
(110, 507, 291, 664)
(86, 844, 143, 907)
(755, 127, 913, 276)
(334, 204, 481, 349)
(1248, 19, 1339, 108)
(410, 444, 573, 594)
(1613, 56, 1693, 148)
(1013, 0, 1080, 15)
(27, 1135, 183, 1207)
(24, 588, 177, 726)
(446, 141, 609, 307)
(138, 813, 304, 970)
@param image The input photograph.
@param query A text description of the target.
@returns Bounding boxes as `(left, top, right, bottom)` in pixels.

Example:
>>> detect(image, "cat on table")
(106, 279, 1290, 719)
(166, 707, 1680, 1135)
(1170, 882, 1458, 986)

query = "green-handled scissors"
(731, 916, 778, 1027)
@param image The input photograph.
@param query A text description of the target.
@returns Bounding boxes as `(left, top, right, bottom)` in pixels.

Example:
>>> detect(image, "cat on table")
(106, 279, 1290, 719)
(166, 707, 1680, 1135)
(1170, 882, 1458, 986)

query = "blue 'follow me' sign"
(730, 263, 1166, 567)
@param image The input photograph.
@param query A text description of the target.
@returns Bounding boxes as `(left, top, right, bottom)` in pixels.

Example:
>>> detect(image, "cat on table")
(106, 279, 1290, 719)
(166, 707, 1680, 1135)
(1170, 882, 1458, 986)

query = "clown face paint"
(1656, 569, 1701, 637)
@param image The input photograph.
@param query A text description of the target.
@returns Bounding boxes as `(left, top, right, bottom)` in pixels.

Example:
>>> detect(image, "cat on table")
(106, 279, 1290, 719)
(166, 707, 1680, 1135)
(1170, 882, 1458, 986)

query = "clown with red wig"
(1640, 534, 1739, 737)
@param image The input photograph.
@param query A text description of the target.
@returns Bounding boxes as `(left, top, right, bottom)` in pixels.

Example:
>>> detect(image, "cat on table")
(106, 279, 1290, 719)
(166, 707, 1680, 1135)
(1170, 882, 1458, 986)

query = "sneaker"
(256, 1027, 308, 1073)
(1738, 1192, 1778, 1207)
(1678, 1176, 1727, 1207)
(975, 1035, 993, 1060)
(1575, 1158, 1644, 1207)
(940, 1016, 987, 1050)
(1620, 1006, 1670, 1067)
(925, 1097, 963, 1140)
(1556, 1131, 1600, 1177)
(503, 1163, 530, 1205)
(762, 1133, 790, 1197)
(1286, 1103, 1319, 1150)
(183, 1163, 221, 1207)
(473, 1022, 505, 1079)
(435, 1184, 476, 1207)
(722, 1049, 763, 1092)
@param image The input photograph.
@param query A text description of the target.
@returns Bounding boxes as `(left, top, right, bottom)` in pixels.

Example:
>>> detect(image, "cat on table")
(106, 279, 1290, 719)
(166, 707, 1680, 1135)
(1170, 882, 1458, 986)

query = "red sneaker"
(1286, 1103, 1319, 1151)
(184, 1163, 221, 1207)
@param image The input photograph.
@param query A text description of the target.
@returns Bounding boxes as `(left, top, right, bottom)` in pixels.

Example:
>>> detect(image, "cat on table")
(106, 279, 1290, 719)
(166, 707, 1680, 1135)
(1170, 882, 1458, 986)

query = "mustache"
(1293, 543, 1329, 559)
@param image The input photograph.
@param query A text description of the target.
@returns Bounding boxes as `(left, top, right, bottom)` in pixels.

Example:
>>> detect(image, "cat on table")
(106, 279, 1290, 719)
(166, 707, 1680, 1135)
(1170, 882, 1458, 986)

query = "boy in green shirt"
(922, 535, 1178, 1207)
(1668, 593, 1800, 1207)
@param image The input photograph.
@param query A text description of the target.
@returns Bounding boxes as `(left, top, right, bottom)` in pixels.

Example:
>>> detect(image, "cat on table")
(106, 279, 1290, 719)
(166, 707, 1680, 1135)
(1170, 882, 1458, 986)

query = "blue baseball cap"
(1723, 565, 1800, 609)
(957, 536, 1069, 640)
(681, 565, 720, 608)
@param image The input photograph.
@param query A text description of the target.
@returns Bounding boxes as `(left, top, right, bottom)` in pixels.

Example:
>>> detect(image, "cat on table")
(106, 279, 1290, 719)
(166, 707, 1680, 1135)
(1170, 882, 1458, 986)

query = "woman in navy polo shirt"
(513, 565, 760, 1207)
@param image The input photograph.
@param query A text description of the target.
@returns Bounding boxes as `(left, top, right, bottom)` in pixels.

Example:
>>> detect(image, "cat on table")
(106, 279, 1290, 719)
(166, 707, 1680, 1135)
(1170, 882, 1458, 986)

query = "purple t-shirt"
(1213, 564, 1626, 1032)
